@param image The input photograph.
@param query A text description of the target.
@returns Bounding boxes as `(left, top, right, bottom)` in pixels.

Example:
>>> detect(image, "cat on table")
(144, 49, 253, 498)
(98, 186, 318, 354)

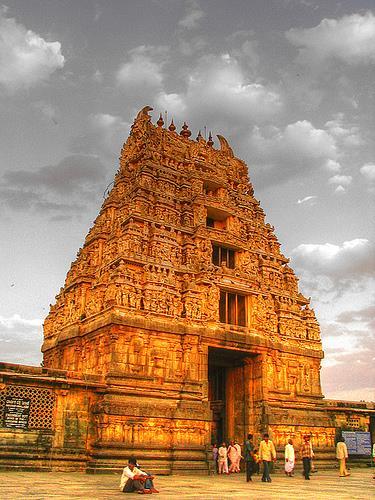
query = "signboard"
(3, 396, 31, 429)
(342, 431, 372, 455)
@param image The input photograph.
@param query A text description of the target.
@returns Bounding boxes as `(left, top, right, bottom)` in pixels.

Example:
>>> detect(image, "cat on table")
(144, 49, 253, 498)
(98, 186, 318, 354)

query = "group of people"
(118, 435, 372, 493)
(213, 440, 244, 474)
(212, 433, 354, 483)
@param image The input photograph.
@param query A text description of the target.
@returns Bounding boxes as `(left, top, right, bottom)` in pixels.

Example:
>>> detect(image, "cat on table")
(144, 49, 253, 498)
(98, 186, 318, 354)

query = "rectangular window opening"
(219, 291, 247, 326)
(212, 244, 235, 268)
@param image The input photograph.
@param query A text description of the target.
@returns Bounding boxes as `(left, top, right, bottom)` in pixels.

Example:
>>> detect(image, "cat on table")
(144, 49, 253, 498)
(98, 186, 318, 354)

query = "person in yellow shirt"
(259, 433, 277, 482)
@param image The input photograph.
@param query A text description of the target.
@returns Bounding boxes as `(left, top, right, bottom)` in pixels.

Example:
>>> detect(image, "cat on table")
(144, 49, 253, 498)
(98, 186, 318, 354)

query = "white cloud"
(334, 185, 346, 194)
(0, 314, 43, 365)
(291, 239, 375, 294)
(116, 45, 167, 89)
(325, 114, 364, 148)
(286, 11, 375, 65)
(0, 314, 42, 329)
(248, 120, 337, 184)
(251, 120, 336, 162)
(155, 53, 282, 125)
(328, 174, 352, 186)
(325, 159, 342, 173)
(156, 93, 187, 115)
(0, 9, 65, 91)
(360, 163, 375, 181)
(178, 0, 205, 29)
(89, 113, 131, 154)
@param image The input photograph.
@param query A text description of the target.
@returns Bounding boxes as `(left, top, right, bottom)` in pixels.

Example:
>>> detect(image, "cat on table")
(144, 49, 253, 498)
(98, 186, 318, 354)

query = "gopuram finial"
(157, 113, 164, 127)
(217, 134, 234, 157)
(180, 122, 192, 138)
(196, 130, 203, 141)
(135, 105, 153, 121)
(168, 119, 176, 132)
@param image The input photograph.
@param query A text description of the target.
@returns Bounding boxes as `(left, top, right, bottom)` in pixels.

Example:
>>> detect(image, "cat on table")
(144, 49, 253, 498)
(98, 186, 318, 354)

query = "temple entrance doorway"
(208, 347, 255, 445)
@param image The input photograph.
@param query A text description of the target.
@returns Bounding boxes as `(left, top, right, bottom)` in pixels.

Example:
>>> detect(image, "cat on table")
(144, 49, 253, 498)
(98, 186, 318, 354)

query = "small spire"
(196, 130, 203, 141)
(157, 113, 164, 127)
(180, 122, 191, 138)
(168, 119, 176, 132)
(207, 132, 214, 147)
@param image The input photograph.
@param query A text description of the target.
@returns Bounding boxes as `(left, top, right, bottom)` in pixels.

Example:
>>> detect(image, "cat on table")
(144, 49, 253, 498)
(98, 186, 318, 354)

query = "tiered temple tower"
(42, 106, 332, 471)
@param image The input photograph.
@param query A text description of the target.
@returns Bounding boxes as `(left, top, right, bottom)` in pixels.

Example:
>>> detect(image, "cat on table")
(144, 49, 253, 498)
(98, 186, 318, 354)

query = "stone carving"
(41, 106, 329, 466)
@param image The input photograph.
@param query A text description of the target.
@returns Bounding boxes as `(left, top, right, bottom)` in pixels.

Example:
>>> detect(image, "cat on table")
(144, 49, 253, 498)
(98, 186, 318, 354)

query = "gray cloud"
(178, 0, 205, 30)
(0, 314, 42, 365)
(0, 154, 106, 215)
(3, 154, 105, 194)
(336, 304, 375, 328)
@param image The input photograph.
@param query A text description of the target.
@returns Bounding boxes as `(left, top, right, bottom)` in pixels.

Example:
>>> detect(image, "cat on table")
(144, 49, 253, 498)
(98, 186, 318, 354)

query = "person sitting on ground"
(120, 457, 159, 494)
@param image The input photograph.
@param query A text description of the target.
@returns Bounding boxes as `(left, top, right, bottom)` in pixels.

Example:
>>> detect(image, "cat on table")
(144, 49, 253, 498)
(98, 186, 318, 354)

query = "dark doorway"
(208, 347, 253, 445)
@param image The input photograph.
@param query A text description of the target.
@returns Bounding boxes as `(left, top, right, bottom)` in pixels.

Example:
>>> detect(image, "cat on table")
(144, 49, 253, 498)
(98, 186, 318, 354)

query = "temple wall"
(0, 363, 103, 471)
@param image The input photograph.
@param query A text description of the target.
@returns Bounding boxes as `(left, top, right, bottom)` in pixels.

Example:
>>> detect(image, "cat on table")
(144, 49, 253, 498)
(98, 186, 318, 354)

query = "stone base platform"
(0, 468, 374, 499)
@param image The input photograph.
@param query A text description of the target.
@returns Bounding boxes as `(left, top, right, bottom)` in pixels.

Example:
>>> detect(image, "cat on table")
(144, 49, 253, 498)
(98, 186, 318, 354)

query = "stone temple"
(0, 107, 374, 472)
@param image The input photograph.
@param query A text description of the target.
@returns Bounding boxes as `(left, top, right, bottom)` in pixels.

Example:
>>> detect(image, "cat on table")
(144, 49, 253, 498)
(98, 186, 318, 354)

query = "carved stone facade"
(1, 107, 369, 472)
(38, 106, 331, 469)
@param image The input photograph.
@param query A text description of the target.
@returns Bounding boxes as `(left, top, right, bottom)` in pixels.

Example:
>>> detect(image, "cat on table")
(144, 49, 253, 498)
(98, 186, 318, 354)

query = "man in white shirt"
(336, 438, 350, 477)
(120, 457, 158, 494)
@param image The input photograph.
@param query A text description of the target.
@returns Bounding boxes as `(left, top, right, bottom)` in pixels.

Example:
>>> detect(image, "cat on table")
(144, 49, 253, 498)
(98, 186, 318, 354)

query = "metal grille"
(0, 385, 55, 430)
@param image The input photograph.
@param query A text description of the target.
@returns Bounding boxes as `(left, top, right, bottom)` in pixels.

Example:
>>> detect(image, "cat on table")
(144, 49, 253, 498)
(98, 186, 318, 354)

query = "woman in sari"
(284, 439, 295, 477)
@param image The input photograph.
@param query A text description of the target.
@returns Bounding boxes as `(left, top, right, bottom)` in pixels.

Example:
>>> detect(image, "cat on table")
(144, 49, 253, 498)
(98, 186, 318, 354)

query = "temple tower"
(42, 106, 330, 472)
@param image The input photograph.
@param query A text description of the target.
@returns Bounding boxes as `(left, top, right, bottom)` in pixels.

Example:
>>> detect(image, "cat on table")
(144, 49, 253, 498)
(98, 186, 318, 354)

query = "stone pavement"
(0, 468, 374, 499)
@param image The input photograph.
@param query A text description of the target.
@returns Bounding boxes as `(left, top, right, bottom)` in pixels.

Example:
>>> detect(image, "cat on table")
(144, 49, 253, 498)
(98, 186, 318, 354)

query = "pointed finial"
(135, 105, 153, 121)
(180, 122, 192, 138)
(217, 134, 234, 157)
(207, 132, 214, 147)
(157, 113, 164, 127)
(169, 119, 176, 132)
(196, 130, 203, 141)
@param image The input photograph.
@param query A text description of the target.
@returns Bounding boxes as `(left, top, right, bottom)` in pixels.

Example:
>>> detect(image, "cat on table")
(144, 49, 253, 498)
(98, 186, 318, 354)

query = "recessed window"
(219, 291, 246, 326)
(212, 244, 235, 268)
(206, 207, 228, 230)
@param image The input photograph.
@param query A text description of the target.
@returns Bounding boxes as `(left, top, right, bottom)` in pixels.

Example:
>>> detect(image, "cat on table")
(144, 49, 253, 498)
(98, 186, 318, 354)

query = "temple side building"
(0, 107, 374, 472)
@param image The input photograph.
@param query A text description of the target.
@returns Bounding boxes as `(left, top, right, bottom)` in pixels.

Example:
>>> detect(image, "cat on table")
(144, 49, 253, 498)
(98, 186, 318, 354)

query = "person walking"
(301, 435, 314, 480)
(234, 440, 242, 472)
(228, 440, 240, 473)
(259, 433, 276, 482)
(218, 442, 229, 474)
(284, 439, 295, 477)
(212, 443, 219, 474)
(244, 434, 255, 482)
(336, 437, 350, 477)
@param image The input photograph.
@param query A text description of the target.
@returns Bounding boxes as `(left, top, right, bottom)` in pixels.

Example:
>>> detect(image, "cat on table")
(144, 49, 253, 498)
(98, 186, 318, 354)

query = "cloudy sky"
(0, 0, 374, 401)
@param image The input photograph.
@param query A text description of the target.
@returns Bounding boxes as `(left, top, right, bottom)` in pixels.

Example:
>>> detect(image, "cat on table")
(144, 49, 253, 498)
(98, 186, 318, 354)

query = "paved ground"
(0, 468, 374, 499)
